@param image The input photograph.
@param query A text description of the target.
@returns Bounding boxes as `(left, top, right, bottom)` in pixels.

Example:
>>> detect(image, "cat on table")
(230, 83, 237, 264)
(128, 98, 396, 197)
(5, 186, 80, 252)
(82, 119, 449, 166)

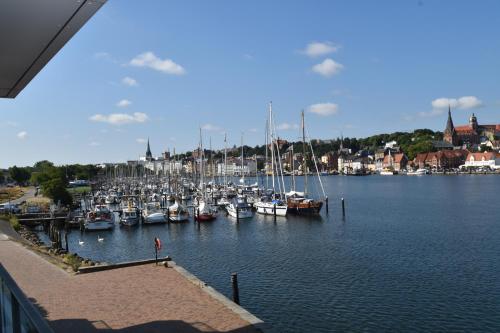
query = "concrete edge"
(78, 257, 170, 274)
(168, 260, 268, 332)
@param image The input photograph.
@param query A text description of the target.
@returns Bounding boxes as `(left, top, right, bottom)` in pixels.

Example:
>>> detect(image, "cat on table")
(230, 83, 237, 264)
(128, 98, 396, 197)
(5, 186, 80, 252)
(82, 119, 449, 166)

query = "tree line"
(3, 161, 99, 206)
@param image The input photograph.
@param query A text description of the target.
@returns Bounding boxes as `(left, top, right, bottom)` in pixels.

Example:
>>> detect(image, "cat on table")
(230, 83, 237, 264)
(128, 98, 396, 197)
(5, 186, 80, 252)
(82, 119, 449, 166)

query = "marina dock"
(0, 223, 265, 333)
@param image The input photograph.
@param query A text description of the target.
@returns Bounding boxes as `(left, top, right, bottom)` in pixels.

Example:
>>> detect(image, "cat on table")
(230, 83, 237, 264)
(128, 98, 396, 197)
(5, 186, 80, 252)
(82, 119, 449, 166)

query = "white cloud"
(308, 103, 339, 116)
(89, 112, 149, 125)
(89, 141, 101, 147)
(302, 41, 340, 57)
(201, 124, 221, 131)
(122, 77, 138, 87)
(17, 131, 27, 139)
(420, 96, 483, 117)
(116, 99, 132, 108)
(136, 138, 147, 144)
(243, 54, 254, 60)
(276, 123, 299, 131)
(312, 58, 344, 77)
(94, 51, 110, 59)
(431, 96, 483, 110)
(130, 52, 185, 75)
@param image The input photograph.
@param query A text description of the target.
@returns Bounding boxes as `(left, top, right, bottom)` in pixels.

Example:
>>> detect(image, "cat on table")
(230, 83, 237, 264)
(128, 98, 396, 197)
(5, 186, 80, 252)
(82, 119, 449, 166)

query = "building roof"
(454, 125, 477, 134)
(466, 151, 498, 161)
(0, 0, 106, 98)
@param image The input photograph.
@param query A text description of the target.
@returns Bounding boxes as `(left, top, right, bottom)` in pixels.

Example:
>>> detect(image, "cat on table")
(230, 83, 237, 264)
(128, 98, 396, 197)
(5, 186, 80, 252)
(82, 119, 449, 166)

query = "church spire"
(445, 105, 454, 133)
(146, 137, 152, 160)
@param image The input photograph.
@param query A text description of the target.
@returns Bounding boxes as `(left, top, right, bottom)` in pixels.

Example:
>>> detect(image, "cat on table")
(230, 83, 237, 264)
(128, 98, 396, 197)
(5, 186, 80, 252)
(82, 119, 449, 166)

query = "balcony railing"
(0, 264, 53, 333)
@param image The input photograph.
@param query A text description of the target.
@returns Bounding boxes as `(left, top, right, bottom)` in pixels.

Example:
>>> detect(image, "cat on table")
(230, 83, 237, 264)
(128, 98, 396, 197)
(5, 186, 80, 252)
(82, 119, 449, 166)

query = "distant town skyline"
(1, 1, 499, 168)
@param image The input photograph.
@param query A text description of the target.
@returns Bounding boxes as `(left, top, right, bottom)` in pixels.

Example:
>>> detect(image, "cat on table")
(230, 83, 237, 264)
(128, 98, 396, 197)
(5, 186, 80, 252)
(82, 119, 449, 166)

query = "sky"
(1, 0, 499, 168)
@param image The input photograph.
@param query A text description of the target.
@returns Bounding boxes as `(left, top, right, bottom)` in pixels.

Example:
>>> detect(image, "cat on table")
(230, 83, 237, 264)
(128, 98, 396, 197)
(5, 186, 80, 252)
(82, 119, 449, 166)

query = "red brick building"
(414, 150, 468, 169)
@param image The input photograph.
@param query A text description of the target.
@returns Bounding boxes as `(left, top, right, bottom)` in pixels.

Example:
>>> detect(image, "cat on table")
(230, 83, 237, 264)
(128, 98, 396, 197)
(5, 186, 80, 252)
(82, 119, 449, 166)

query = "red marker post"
(154, 237, 162, 265)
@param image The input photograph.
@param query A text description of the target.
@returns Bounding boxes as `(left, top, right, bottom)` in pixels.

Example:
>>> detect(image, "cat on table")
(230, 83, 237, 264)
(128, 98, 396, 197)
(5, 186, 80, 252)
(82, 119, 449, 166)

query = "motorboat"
(407, 169, 428, 175)
(226, 197, 253, 219)
(84, 205, 115, 231)
(380, 168, 398, 175)
(120, 202, 140, 227)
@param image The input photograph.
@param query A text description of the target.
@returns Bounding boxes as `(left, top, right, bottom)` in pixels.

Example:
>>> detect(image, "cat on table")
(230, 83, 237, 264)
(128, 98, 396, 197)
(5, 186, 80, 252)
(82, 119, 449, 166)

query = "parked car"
(0, 203, 21, 214)
(26, 205, 41, 214)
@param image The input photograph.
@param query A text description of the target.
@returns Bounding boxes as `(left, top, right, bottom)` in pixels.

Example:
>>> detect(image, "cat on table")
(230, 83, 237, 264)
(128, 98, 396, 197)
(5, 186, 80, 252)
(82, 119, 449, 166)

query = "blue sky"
(1, 0, 499, 168)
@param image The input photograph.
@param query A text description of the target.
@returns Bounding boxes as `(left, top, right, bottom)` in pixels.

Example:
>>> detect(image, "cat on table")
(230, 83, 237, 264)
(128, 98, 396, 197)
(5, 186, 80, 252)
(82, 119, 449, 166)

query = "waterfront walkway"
(0, 224, 263, 332)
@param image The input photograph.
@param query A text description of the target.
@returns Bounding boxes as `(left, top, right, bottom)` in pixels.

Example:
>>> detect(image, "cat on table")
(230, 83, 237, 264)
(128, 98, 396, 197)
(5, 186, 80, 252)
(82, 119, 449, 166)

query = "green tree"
(41, 178, 72, 206)
(9, 166, 31, 184)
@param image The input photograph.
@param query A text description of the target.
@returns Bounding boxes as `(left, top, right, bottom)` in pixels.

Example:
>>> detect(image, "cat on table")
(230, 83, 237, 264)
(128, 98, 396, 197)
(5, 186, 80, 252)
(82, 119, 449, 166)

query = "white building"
(463, 152, 500, 169)
(217, 159, 257, 176)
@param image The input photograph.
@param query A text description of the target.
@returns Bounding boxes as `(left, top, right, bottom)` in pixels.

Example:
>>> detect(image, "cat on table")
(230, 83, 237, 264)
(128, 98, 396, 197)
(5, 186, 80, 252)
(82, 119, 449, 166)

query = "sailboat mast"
(224, 133, 227, 188)
(199, 128, 204, 193)
(292, 144, 296, 191)
(302, 110, 308, 197)
(241, 133, 245, 183)
(265, 117, 269, 190)
(269, 102, 275, 192)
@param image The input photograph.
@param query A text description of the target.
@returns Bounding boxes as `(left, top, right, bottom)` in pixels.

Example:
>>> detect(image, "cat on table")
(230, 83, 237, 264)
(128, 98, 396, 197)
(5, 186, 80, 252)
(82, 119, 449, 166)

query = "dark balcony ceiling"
(0, 0, 106, 98)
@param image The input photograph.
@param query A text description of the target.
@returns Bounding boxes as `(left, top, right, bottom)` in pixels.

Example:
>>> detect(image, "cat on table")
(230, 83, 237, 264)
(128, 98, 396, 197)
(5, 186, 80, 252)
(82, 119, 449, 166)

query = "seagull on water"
(78, 240, 85, 245)
(97, 236, 104, 242)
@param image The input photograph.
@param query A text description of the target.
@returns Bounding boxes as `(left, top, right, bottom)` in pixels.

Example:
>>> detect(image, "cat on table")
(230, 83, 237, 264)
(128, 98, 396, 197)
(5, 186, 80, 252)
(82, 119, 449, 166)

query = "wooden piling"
(231, 273, 240, 305)
(65, 231, 69, 252)
(236, 207, 239, 222)
(273, 203, 277, 221)
(341, 197, 345, 217)
(325, 196, 329, 214)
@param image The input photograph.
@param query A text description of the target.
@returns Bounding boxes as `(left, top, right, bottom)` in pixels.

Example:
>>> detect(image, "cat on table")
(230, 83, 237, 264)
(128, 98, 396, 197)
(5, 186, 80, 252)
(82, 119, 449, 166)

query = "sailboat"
(255, 102, 288, 216)
(286, 111, 324, 215)
(194, 128, 217, 222)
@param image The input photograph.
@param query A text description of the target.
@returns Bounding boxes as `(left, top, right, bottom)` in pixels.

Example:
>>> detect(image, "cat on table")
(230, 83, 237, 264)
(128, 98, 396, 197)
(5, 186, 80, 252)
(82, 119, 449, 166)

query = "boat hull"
(194, 213, 216, 222)
(84, 220, 114, 231)
(143, 212, 167, 224)
(226, 207, 253, 219)
(287, 200, 323, 215)
(255, 203, 287, 216)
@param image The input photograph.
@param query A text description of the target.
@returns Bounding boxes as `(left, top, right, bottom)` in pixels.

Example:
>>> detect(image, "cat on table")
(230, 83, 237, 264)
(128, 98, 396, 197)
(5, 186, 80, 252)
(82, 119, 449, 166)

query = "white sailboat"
(255, 102, 288, 216)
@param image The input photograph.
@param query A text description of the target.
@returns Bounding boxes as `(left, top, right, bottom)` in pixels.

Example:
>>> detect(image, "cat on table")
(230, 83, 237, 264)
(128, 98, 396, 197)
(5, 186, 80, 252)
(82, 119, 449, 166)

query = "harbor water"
(46, 175, 500, 332)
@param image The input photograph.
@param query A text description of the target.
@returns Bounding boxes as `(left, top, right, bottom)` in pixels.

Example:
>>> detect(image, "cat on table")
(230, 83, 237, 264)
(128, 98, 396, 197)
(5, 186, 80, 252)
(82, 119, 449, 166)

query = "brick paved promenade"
(0, 229, 263, 332)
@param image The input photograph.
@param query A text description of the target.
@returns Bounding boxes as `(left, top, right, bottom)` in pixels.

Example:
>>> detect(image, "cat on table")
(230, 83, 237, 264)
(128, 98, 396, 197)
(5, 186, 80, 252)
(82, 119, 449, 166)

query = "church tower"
(469, 113, 478, 131)
(443, 105, 457, 145)
(145, 138, 153, 161)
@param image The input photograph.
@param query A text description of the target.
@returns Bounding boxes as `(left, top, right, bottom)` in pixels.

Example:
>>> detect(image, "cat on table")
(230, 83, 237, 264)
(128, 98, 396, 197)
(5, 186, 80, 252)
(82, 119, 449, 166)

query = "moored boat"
(84, 205, 115, 231)
(226, 197, 253, 219)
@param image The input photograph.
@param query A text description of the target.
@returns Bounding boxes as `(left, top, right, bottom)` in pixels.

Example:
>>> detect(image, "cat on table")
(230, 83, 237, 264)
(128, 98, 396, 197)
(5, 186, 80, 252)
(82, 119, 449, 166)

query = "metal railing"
(0, 264, 53, 333)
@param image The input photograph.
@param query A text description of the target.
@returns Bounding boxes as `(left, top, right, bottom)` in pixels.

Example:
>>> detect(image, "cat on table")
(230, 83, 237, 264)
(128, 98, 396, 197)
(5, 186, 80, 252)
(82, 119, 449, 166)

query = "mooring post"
(231, 273, 240, 305)
(197, 208, 200, 222)
(325, 196, 329, 214)
(65, 231, 69, 252)
(273, 203, 277, 221)
(236, 207, 239, 222)
(341, 197, 345, 218)
(166, 206, 170, 222)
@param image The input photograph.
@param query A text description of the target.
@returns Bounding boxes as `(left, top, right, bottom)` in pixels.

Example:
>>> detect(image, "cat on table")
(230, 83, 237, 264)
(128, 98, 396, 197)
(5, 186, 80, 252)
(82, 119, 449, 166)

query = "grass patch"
(66, 186, 91, 195)
(0, 214, 21, 231)
(0, 186, 28, 204)
(63, 253, 81, 271)
(25, 197, 51, 212)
